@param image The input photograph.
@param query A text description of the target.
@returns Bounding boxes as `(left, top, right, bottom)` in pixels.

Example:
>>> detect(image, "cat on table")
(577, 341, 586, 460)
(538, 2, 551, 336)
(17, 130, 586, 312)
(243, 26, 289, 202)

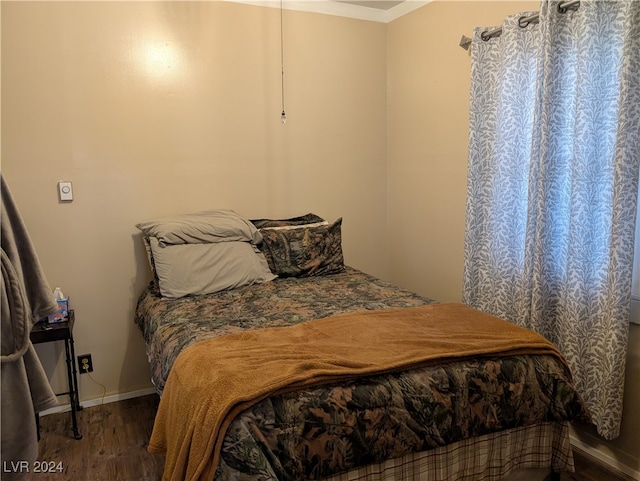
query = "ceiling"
(335, 1, 406, 11)
(224, 0, 431, 23)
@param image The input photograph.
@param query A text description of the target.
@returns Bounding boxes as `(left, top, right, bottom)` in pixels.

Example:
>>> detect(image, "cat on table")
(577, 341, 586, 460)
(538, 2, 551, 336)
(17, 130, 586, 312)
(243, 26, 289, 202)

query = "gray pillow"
(137, 209, 262, 246)
(149, 238, 276, 299)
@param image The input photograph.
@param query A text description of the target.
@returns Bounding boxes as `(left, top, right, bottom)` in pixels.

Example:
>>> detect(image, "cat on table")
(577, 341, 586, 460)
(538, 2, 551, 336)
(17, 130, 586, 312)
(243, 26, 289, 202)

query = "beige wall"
(386, 0, 537, 303)
(386, 0, 639, 475)
(2, 0, 638, 475)
(1, 1, 388, 399)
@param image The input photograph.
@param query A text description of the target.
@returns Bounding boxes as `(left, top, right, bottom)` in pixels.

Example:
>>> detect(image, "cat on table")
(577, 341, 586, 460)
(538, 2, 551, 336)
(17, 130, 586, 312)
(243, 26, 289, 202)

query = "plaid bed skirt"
(323, 421, 573, 481)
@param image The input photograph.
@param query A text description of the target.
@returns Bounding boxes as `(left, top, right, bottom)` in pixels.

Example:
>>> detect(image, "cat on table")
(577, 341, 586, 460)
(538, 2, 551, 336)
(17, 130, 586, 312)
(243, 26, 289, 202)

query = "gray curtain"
(463, 0, 640, 440)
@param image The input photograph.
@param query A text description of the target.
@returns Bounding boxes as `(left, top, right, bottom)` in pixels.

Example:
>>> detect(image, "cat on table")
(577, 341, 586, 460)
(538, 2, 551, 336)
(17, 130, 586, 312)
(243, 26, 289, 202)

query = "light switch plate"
(58, 181, 73, 201)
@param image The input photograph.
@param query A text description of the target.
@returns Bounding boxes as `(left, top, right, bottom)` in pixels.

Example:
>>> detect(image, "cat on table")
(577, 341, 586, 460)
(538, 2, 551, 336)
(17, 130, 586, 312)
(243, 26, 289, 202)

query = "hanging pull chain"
(280, 0, 287, 125)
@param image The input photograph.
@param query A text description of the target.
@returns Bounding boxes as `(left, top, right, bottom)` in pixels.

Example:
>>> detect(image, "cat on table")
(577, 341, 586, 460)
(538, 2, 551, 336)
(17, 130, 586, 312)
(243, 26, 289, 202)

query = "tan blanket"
(148, 302, 566, 481)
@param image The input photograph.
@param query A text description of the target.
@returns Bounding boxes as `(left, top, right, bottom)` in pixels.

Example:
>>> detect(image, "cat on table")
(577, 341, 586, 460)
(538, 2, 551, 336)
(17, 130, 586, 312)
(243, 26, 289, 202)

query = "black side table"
(30, 310, 83, 440)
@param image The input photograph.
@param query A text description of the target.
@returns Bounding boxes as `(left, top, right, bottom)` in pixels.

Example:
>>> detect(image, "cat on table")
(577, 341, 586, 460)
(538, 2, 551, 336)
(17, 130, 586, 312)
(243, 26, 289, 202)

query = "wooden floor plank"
(23, 395, 632, 481)
(24, 395, 164, 481)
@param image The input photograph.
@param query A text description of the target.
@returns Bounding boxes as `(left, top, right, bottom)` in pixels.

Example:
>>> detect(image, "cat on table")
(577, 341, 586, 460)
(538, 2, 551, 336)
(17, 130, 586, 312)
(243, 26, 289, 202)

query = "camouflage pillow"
(259, 218, 345, 277)
(251, 213, 326, 230)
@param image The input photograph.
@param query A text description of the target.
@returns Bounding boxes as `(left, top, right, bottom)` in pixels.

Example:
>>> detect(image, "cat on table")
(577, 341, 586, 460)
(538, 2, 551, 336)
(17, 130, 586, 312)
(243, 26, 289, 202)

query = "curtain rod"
(481, 0, 580, 41)
(460, 0, 580, 49)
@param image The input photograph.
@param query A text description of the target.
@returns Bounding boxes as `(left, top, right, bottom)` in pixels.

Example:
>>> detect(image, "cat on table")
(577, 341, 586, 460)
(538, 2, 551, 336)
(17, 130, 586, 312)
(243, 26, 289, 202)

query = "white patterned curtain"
(463, 0, 640, 440)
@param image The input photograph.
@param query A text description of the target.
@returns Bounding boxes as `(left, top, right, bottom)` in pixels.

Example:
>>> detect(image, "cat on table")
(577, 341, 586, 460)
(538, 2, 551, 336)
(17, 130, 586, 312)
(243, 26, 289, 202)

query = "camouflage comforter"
(134, 267, 588, 481)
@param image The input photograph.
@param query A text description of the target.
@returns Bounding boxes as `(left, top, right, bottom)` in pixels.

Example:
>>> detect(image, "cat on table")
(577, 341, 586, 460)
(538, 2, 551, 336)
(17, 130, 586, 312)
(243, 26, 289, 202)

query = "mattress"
(135, 267, 436, 395)
(135, 267, 588, 481)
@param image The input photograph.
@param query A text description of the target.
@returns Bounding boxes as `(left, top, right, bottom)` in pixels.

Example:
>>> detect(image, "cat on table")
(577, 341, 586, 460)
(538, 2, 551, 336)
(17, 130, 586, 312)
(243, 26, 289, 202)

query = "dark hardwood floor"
(561, 450, 636, 481)
(24, 395, 633, 481)
(25, 395, 164, 481)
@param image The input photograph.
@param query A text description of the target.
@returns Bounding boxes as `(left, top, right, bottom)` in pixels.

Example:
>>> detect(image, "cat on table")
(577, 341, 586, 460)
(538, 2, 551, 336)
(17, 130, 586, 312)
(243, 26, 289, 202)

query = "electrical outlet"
(78, 354, 93, 374)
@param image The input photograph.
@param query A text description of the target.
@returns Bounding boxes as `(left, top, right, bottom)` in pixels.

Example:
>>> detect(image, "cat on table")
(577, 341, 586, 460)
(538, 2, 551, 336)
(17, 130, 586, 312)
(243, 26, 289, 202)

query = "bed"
(134, 210, 589, 481)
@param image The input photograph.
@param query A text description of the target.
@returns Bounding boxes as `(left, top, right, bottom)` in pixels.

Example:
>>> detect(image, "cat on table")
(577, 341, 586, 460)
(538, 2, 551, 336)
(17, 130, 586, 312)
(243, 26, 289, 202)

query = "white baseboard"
(570, 434, 640, 480)
(38, 387, 157, 417)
